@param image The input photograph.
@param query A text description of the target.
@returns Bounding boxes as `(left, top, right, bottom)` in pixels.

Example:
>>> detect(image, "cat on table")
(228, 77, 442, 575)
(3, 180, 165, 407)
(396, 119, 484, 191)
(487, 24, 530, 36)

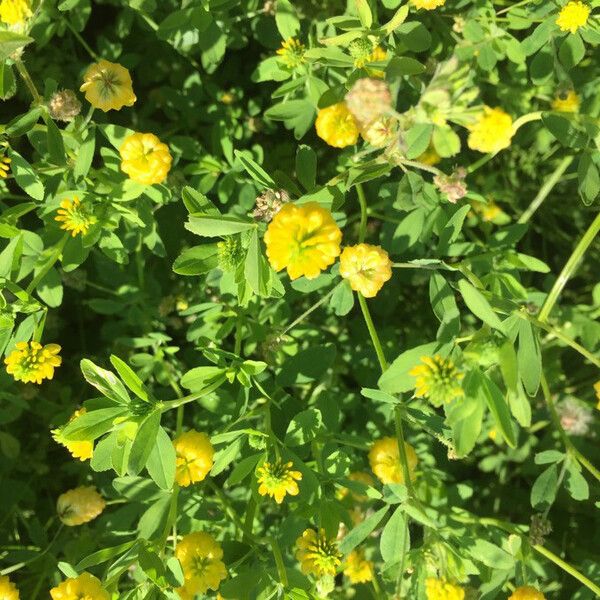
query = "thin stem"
(358, 294, 387, 371)
(394, 407, 415, 496)
(280, 283, 341, 337)
(538, 212, 600, 322)
(15, 59, 42, 105)
(243, 497, 257, 542)
(518, 156, 573, 224)
(269, 536, 288, 587)
(64, 19, 99, 60)
(26, 234, 69, 295)
(161, 376, 227, 411)
(356, 182, 368, 243)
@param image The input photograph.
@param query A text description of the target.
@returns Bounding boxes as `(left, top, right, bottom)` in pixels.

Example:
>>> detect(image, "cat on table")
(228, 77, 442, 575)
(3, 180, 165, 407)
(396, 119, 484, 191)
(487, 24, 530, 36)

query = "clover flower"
(50, 572, 109, 600)
(52, 408, 94, 461)
(264, 202, 342, 280)
(295, 528, 342, 578)
(343, 549, 374, 584)
(315, 102, 360, 148)
(345, 78, 392, 130)
(425, 578, 465, 600)
(508, 586, 546, 600)
(412, 0, 446, 10)
(410, 355, 464, 407)
(0, 575, 19, 600)
(595, 380, 600, 409)
(434, 168, 468, 204)
(467, 107, 514, 154)
(0, 154, 11, 179)
(257, 459, 302, 503)
(174, 430, 214, 487)
(48, 90, 82, 121)
(556, 1, 590, 34)
(217, 236, 243, 272)
(349, 40, 386, 69)
(175, 532, 227, 596)
(4, 341, 62, 384)
(276, 38, 306, 69)
(368, 437, 418, 485)
(339, 244, 392, 298)
(57, 486, 105, 526)
(556, 397, 593, 436)
(55, 196, 96, 237)
(119, 132, 172, 185)
(361, 116, 397, 147)
(80, 59, 136, 112)
(0, 0, 31, 25)
(552, 90, 580, 113)
(252, 188, 290, 222)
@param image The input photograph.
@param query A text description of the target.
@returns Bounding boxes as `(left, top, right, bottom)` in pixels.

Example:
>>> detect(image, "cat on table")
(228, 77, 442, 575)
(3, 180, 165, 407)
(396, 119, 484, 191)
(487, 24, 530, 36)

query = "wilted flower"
(253, 188, 290, 222)
(369, 437, 418, 484)
(174, 430, 214, 487)
(412, 0, 446, 9)
(80, 59, 136, 112)
(425, 578, 465, 600)
(529, 514, 552, 546)
(57, 486, 105, 526)
(55, 196, 96, 237)
(48, 90, 82, 121)
(276, 38, 306, 69)
(552, 90, 580, 113)
(410, 355, 464, 407)
(556, 1, 590, 34)
(50, 573, 109, 600)
(0, 0, 31, 25)
(52, 408, 94, 461)
(315, 102, 360, 148)
(0, 576, 19, 600)
(339, 243, 392, 298)
(295, 529, 342, 578)
(345, 78, 392, 130)
(119, 132, 172, 185)
(257, 459, 302, 503)
(344, 549, 374, 584)
(508, 586, 546, 600)
(176, 532, 227, 597)
(361, 116, 397, 147)
(434, 168, 468, 203)
(4, 341, 62, 384)
(556, 397, 593, 436)
(467, 107, 514, 154)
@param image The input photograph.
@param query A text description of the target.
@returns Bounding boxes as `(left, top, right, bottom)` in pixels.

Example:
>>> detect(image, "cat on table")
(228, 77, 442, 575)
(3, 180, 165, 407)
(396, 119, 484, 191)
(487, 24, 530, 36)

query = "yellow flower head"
(0, 0, 31, 25)
(295, 528, 342, 578)
(0, 575, 19, 600)
(556, 1, 590, 34)
(552, 90, 580, 113)
(595, 380, 600, 410)
(4, 341, 61, 384)
(276, 38, 306, 68)
(119, 132, 172, 185)
(412, 0, 446, 9)
(344, 549, 374, 584)
(0, 155, 11, 179)
(508, 586, 546, 600)
(54, 196, 96, 237)
(50, 572, 109, 600)
(409, 355, 464, 407)
(467, 107, 513, 154)
(52, 408, 94, 461)
(57, 486, 105, 526)
(80, 59, 136, 112)
(257, 459, 302, 503)
(175, 532, 227, 596)
(425, 578, 465, 600)
(315, 102, 360, 148)
(339, 244, 392, 298)
(368, 437, 418, 485)
(174, 430, 214, 487)
(264, 202, 342, 280)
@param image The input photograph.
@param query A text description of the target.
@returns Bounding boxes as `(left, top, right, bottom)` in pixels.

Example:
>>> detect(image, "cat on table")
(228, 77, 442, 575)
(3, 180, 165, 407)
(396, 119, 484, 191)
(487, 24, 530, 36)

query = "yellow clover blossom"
(52, 408, 94, 461)
(257, 459, 302, 504)
(276, 38, 306, 68)
(344, 550, 374, 584)
(295, 528, 342, 578)
(410, 355, 464, 407)
(119, 132, 172, 185)
(508, 586, 546, 600)
(54, 196, 96, 237)
(368, 437, 418, 485)
(556, 1, 591, 34)
(80, 59, 136, 112)
(467, 107, 514, 154)
(315, 102, 360, 148)
(339, 243, 392, 298)
(0, 155, 11, 178)
(0, 0, 31, 25)
(50, 572, 109, 600)
(552, 90, 580, 113)
(174, 430, 214, 487)
(412, 0, 446, 9)
(264, 202, 342, 280)
(0, 576, 19, 600)
(175, 532, 227, 596)
(425, 578, 465, 600)
(57, 486, 105, 526)
(4, 341, 62, 384)
(595, 380, 600, 410)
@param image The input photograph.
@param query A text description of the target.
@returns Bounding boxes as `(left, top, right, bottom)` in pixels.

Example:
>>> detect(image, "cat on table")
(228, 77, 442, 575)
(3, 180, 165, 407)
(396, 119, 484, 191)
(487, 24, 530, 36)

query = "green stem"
(161, 376, 227, 411)
(280, 283, 341, 337)
(538, 212, 600, 322)
(269, 536, 288, 588)
(356, 182, 368, 243)
(243, 497, 257, 542)
(15, 59, 42, 105)
(358, 294, 387, 371)
(64, 19, 99, 60)
(26, 234, 69, 295)
(394, 406, 415, 496)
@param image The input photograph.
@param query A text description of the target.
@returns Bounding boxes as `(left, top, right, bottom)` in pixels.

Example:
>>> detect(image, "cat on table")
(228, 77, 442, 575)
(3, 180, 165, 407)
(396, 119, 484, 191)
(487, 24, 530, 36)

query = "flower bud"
(48, 89, 82, 122)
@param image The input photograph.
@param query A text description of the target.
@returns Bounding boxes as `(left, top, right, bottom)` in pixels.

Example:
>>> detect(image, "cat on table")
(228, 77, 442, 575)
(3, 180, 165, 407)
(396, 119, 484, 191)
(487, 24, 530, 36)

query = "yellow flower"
(174, 430, 214, 487)
(410, 355, 464, 407)
(467, 107, 513, 154)
(339, 244, 392, 298)
(0, 576, 19, 600)
(80, 59, 136, 112)
(257, 459, 302, 503)
(0, 155, 11, 178)
(119, 132, 172, 185)
(0, 0, 31, 25)
(4, 341, 62, 384)
(556, 1, 590, 34)
(50, 572, 109, 600)
(368, 437, 418, 485)
(552, 90, 580, 112)
(344, 550, 374, 584)
(57, 486, 105, 526)
(508, 586, 546, 600)
(54, 196, 96, 237)
(264, 202, 342, 280)
(295, 528, 342, 578)
(315, 102, 360, 148)
(412, 0, 446, 9)
(425, 578, 465, 600)
(52, 408, 94, 461)
(595, 380, 600, 410)
(276, 38, 306, 68)
(176, 532, 227, 596)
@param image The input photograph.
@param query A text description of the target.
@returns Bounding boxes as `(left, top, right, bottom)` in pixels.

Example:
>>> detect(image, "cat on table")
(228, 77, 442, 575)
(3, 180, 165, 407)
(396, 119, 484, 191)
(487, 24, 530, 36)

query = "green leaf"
(146, 427, 176, 490)
(80, 359, 131, 405)
(75, 540, 137, 571)
(73, 126, 96, 181)
(458, 280, 504, 331)
(339, 506, 388, 554)
(380, 506, 409, 564)
(277, 344, 336, 386)
(577, 153, 600, 206)
(382, 5, 409, 35)
(110, 355, 149, 402)
(468, 539, 514, 570)
(128, 410, 161, 475)
(62, 407, 128, 442)
(5, 106, 43, 136)
(329, 280, 354, 316)
(531, 464, 558, 509)
(354, 0, 372, 28)
(558, 33, 585, 69)
(180, 366, 226, 391)
(7, 149, 44, 201)
(275, 0, 300, 39)
(405, 123, 433, 159)
(43, 114, 66, 165)
(284, 409, 324, 446)
(378, 342, 440, 394)
(0, 31, 33, 61)
(185, 215, 256, 237)
(234, 150, 275, 188)
(0, 61, 16, 100)
(432, 126, 461, 158)
(244, 229, 269, 296)
(296, 145, 317, 191)
(227, 453, 263, 486)
(477, 370, 516, 448)
(181, 186, 220, 215)
(173, 244, 219, 275)
(517, 320, 541, 396)
(386, 56, 425, 78)
(565, 462, 589, 501)
(542, 113, 588, 149)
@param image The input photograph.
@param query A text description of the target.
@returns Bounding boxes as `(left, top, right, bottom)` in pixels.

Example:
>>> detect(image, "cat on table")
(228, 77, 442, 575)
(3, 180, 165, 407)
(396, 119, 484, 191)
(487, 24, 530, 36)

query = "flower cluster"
(315, 102, 360, 148)
(80, 59, 136, 112)
(54, 196, 96, 237)
(52, 408, 94, 461)
(56, 486, 105, 526)
(119, 132, 172, 185)
(410, 355, 465, 407)
(174, 430, 215, 487)
(339, 244, 392, 298)
(4, 341, 62, 384)
(425, 578, 465, 600)
(256, 459, 302, 503)
(508, 586, 546, 600)
(369, 437, 419, 484)
(0, 576, 19, 600)
(0, 0, 31, 25)
(295, 528, 342, 578)
(467, 107, 514, 154)
(50, 573, 109, 600)
(344, 549, 374, 584)
(556, 1, 590, 34)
